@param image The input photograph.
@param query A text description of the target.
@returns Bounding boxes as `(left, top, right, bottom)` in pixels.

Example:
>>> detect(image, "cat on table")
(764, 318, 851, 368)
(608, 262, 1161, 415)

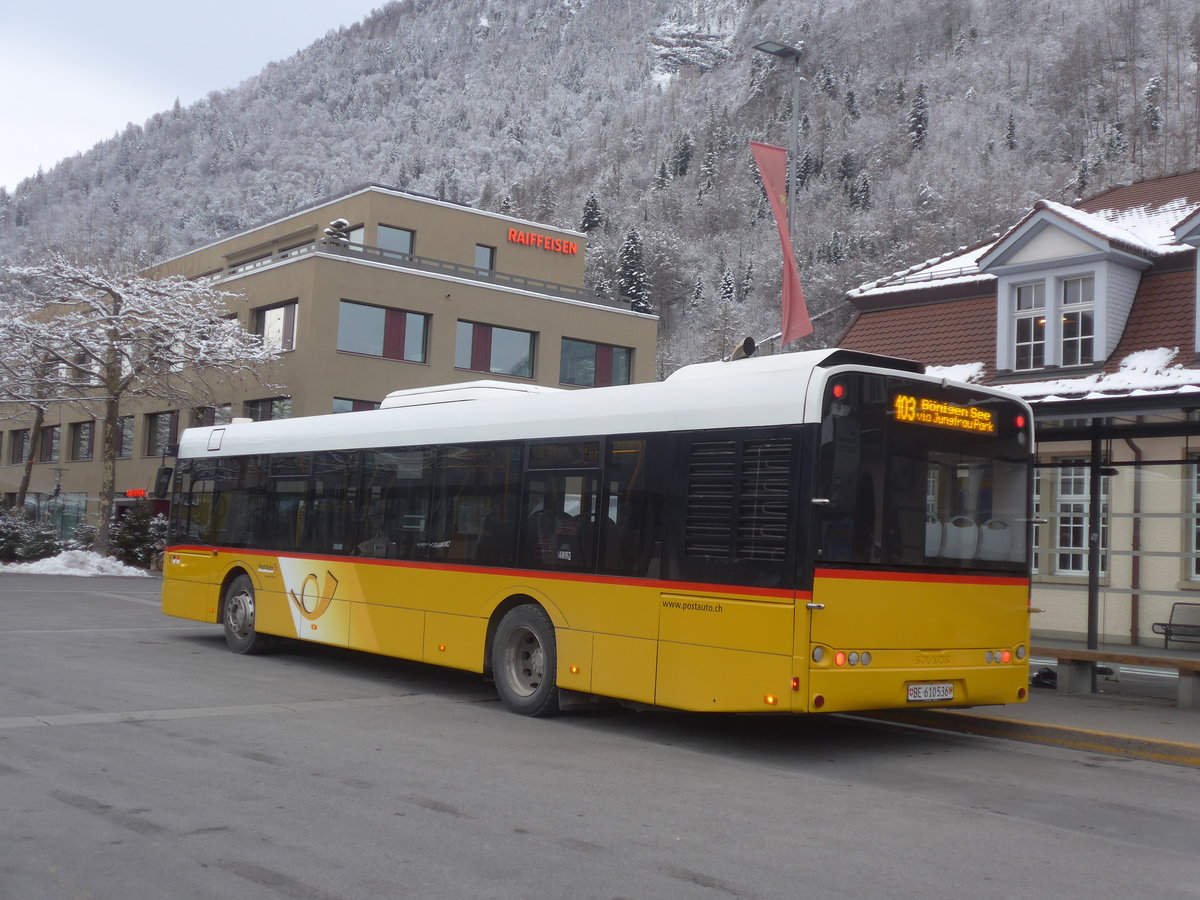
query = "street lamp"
(753, 40, 806, 239)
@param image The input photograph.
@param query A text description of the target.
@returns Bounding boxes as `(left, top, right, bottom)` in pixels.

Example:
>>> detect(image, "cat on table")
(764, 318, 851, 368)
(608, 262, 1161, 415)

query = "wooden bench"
(1151, 602, 1200, 649)
(1031, 645, 1200, 709)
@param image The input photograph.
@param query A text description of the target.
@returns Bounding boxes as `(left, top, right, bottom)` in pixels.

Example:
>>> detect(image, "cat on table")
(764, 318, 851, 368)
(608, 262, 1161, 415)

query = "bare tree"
(0, 254, 280, 554)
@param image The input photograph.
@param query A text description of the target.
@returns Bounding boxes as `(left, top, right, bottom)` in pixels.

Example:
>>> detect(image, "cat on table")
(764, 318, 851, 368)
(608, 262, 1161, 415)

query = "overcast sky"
(0, 1, 390, 191)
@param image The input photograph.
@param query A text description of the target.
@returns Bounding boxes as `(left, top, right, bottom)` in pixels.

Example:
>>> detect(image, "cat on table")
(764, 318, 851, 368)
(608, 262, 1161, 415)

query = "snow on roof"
(925, 362, 986, 384)
(1084, 196, 1200, 250)
(849, 244, 992, 297)
(852, 180, 1200, 301)
(997, 347, 1200, 400)
(1037, 199, 1168, 255)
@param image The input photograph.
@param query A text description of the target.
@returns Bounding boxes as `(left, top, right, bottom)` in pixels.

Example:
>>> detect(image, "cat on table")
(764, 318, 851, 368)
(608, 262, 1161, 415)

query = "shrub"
(0, 508, 62, 563)
(109, 500, 168, 569)
(66, 521, 97, 552)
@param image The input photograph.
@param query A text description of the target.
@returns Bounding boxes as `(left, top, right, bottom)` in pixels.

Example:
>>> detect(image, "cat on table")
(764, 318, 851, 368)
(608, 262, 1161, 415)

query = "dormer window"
(1060, 275, 1095, 366)
(1013, 282, 1045, 370)
(1005, 272, 1099, 371)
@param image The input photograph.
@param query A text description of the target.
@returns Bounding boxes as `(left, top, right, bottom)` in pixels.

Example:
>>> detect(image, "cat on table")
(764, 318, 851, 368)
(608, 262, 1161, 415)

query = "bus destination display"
(893, 392, 996, 434)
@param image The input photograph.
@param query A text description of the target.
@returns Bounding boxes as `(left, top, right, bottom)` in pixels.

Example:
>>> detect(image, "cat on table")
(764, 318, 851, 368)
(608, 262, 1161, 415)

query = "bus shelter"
(1032, 391, 1200, 671)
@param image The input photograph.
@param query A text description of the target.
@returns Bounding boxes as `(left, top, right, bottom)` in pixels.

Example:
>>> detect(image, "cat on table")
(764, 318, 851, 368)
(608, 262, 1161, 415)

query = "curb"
(862, 709, 1200, 769)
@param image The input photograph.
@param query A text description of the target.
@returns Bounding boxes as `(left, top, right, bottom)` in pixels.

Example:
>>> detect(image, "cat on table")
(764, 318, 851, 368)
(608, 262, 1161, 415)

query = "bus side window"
(357, 448, 433, 560)
(432, 444, 522, 567)
(305, 451, 358, 555)
(211, 456, 267, 548)
(519, 473, 597, 571)
(600, 438, 662, 577)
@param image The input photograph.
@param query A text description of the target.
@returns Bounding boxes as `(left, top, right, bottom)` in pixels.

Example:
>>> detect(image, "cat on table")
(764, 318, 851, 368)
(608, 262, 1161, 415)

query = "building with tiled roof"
(839, 171, 1200, 651)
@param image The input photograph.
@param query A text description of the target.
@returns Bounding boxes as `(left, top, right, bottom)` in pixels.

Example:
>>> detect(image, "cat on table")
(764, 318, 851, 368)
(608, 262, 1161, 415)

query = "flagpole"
(753, 40, 805, 243)
(787, 53, 802, 242)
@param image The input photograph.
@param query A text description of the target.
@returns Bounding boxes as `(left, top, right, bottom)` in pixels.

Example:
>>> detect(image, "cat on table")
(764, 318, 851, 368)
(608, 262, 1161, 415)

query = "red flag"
(750, 141, 812, 344)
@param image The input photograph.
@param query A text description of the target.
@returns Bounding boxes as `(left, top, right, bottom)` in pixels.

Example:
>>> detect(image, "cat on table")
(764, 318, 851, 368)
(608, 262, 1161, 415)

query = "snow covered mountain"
(2, 0, 1197, 370)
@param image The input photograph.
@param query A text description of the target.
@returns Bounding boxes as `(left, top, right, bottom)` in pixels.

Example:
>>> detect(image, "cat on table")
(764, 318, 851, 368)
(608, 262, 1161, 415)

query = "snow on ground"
(1, 550, 151, 577)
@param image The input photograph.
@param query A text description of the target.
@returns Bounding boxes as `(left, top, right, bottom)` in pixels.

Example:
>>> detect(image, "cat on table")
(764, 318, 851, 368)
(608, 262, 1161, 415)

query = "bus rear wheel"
(223, 574, 266, 655)
(492, 605, 560, 716)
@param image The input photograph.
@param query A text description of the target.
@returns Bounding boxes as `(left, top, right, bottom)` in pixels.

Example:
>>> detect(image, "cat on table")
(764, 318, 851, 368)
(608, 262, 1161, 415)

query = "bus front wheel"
(492, 605, 560, 716)
(223, 574, 266, 655)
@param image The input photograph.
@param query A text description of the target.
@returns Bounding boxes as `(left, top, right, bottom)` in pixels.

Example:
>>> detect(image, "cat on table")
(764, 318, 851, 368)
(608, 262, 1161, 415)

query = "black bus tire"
(492, 605, 560, 716)
(223, 574, 267, 655)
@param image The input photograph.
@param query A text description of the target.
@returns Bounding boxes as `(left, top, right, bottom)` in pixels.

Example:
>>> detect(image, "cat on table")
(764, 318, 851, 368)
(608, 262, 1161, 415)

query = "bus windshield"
(816, 372, 1031, 575)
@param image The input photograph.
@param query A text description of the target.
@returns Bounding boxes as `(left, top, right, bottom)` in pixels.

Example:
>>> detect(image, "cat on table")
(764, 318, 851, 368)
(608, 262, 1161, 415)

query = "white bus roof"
(178, 349, 1021, 459)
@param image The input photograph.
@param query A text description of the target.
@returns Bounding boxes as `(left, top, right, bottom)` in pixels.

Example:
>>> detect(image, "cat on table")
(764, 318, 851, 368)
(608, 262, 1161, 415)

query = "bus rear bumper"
(800, 664, 1029, 714)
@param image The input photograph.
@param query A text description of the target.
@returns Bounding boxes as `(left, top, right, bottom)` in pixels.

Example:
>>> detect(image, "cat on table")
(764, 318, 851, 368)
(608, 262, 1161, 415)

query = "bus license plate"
(907, 682, 954, 702)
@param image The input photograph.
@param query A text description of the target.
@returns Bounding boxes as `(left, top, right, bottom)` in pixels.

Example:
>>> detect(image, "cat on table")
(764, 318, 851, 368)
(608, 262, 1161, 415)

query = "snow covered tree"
(836, 151, 858, 192)
(719, 267, 736, 305)
(580, 193, 603, 233)
(907, 83, 930, 150)
(696, 140, 717, 201)
(1005, 113, 1018, 150)
(0, 507, 60, 563)
(670, 133, 694, 177)
(109, 498, 169, 568)
(1142, 75, 1164, 136)
(844, 89, 860, 121)
(0, 254, 280, 555)
(653, 161, 672, 191)
(849, 172, 872, 211)
(1104, 123, 1129, 161)
(616, 229, 653, 314)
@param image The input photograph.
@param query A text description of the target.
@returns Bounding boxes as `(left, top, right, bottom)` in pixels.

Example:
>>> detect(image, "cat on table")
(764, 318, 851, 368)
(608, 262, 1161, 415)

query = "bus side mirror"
(153, 466, 173, 499)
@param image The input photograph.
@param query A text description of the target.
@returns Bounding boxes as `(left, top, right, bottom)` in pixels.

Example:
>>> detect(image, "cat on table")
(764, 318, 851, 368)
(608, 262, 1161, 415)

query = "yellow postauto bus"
(162, 349, 1035, 716)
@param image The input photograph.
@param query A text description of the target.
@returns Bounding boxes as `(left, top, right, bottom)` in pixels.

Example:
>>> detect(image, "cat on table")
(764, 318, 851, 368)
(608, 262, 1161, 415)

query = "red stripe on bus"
(814, 567, 1026, 587)
(165, 545, 806, 601)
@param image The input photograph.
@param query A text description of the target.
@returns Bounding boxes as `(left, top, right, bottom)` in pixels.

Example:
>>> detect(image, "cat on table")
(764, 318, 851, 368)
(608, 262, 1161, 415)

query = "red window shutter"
(382, 309, 407, 359)
(595, 345, 613, 387)
(471, 325, 492, 372)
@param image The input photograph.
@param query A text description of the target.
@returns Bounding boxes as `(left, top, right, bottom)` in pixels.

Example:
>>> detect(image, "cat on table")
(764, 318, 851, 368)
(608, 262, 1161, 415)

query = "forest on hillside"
(2, 0, 1198, 374)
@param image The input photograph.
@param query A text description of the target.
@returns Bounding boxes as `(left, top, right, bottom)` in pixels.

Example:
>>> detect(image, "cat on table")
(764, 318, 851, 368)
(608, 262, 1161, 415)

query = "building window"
(1054, 459, 1107, 576)
(336, 301, 428, 362)
(560, 338, 632, 387)
(332, 397, 381, 414)
(69, 421, 94, 461)
(456, 321, 534, 378)
(144, 412, 178, 457)
(1061, 275, 1095, 367)
(246, 397, 292, 422)
(475, 244, 496, 275)
(193, 405, 232, 427)
(39, 426, 60, 463)
(10, 429, 30, 465)
(255, 301, 297, 352)
(1012, 282, 1045, 371)
(118, 416, 134, 459)
(378, 225, 414, 259)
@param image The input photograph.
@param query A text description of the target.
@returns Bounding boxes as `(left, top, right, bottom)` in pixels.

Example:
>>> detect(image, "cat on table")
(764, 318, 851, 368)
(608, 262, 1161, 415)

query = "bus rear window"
(817, 374, 1031, 574)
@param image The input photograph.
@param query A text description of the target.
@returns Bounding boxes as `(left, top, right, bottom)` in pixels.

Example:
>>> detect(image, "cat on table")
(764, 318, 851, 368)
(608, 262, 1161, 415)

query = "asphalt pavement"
(8, 569, 1200, 769)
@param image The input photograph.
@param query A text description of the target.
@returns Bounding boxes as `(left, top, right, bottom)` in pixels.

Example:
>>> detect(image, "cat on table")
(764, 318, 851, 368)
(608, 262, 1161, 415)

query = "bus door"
(806, 371, 901, 650)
